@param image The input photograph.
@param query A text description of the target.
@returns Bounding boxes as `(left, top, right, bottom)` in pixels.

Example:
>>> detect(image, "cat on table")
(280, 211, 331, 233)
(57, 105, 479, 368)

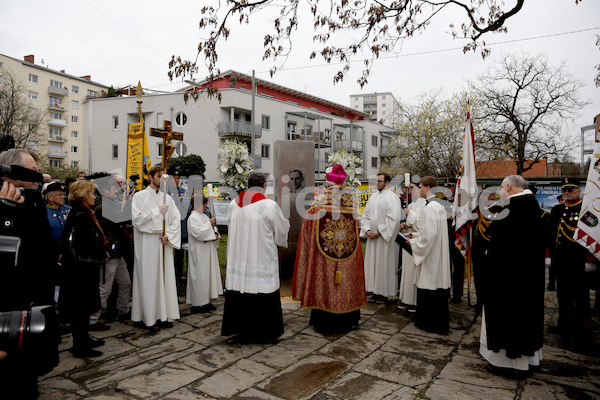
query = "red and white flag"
(453, 109, 478, 254)
(575, 114, 600, 260)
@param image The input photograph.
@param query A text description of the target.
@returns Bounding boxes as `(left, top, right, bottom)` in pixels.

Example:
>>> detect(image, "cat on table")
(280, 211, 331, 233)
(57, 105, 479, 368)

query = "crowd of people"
(0, 147, 598, 397)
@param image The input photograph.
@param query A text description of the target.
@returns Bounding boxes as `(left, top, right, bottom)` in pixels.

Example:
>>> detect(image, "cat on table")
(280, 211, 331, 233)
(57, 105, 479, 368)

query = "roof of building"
(0, 53, 109, 88)
(182, 70, 370, 122)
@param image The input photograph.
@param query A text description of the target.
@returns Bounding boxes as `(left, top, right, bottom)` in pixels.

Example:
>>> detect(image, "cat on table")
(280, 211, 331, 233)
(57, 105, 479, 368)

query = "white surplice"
(360, 188, 402, 297)
(131, 187, 181, 327)
(186, 210, 223, 306)
(226, 198, 290, 294)
(399, 197, 426, 306)
(409, 198, 451, 290)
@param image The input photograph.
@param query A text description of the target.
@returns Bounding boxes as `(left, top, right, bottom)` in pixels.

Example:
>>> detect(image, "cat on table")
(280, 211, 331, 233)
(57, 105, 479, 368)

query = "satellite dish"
(175, 142, 187, 157)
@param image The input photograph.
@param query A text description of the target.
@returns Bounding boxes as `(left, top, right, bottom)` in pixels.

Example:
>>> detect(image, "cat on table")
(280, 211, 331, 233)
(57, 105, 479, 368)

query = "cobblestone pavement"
(39, 288, 600, 399)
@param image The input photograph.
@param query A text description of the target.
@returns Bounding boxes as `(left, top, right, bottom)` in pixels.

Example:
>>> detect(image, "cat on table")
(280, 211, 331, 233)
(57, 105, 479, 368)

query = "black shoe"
(118, 311, 131, 322)
(486, 364, 528, 380)
(72, 348, 103, 358)
(159, 321, 174, 328)
(548, 324, 569, 337)
(88, 338, 105, 348)
(191, 306, 209, 313)
(89, 322, 110, 331)
(204, 303, 217, 311)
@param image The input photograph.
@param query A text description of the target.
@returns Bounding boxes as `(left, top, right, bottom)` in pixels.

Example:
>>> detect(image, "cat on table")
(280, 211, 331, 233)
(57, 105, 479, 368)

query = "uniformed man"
(547, 177, 593, 348)
(43, 181, 72, 248)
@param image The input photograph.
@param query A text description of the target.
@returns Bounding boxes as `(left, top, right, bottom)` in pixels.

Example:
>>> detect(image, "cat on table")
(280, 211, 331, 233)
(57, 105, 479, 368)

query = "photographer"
(0, 149, 59, 398)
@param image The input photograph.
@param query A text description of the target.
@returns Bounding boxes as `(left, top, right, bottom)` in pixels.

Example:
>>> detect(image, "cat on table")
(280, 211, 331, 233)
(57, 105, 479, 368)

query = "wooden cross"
(150, 120, 183, 169)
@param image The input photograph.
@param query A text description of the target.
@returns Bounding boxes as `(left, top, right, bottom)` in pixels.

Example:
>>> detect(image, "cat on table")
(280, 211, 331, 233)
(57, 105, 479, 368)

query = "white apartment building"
(350, 92, 401, 127)
(84, 70, 397, 183)
(0, 53, 109, 169)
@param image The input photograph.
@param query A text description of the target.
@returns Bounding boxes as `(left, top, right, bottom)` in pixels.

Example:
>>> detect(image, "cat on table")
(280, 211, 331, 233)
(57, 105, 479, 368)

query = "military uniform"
(548, 178, 591, 342)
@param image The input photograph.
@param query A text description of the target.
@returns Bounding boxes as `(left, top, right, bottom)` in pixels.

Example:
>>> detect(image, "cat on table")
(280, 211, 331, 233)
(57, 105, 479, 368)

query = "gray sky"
(2, 0, 599, 162)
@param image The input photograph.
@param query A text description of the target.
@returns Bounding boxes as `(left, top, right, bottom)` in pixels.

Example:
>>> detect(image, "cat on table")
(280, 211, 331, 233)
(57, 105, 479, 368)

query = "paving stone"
(425, 377, 516, 400)
(120, 327, 176, 347)
(319, 330, 390, 363)
(71, 338, 203, 391)
(238, 388, 287, 399)
(259, 355, 350, 400)
(400, 321, 465, 342)
(179, 320, 230, 346)
(250, 333, 330, 368)
(279, 314, 311, 340)
(457, 322, 482, 359)
(437, 354, 517, 390)
(381, 331, 456, 361)
(360, 313, 407, 335)
(38, 376, 87, 395)
(361, 302, 384, 315)
(179, 312, 222, 328)
(161, 387, 217, 400)
(381, 386, 420, 400)
(530, 345, 600, 393)
(41, 350, 85, 378)
(521, 378, 600, 400)
(193, 358, 277, 398)
(282, 302, 301, 313)
(353, 350, 438, 386)
(35, 389, 90, 400)
(117, 362, 205, 398)
(180, 341, 267, 372)
(324, 371, 402, 399)
(85, 393, 138, 399)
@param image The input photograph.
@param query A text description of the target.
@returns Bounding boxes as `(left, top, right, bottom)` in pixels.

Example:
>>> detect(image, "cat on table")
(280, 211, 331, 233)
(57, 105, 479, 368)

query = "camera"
(0, 164, 43, 184)
(0, 306, 59, 376)
(0, 236, 59, 376)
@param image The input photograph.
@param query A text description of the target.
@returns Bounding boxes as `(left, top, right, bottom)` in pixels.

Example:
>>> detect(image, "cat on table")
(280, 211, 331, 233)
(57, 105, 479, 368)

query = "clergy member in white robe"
(221, 172, 290, 343)
(131, 166, 181, 329)
(398, 182, 426, 310)
(409, 176, 451, 334)
(360, 173, 402, 302)
(186, 194, 223, 312)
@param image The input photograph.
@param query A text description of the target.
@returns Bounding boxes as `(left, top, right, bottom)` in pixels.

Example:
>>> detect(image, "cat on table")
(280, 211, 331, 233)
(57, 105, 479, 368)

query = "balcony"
(339, 140, 363, 153)
(218, 120, 262, 138)
(48, 135, 67, 143)
(48, 118, 68, 127)
(48, 86, 68, 96)
(315, 159, 328, 173)
(48, 103, 65, 112)
(48, 150, 68, 158)
(287, 132, 331, 147)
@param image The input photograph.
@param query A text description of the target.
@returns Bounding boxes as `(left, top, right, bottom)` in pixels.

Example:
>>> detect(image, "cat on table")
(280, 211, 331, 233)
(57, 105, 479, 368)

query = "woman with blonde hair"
(60, 180, 108, 358)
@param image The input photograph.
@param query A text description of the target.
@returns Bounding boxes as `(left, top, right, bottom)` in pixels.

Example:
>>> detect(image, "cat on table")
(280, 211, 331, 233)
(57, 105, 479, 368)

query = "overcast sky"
(2, 0, 599, 162)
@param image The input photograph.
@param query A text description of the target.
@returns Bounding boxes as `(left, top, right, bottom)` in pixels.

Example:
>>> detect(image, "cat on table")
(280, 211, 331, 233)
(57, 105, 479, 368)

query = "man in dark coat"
(479, 175, 545, 379)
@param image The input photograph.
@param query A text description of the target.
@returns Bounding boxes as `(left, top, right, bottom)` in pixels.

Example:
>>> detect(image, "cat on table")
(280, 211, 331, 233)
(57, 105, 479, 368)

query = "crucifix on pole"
(150, 120, 183, 170)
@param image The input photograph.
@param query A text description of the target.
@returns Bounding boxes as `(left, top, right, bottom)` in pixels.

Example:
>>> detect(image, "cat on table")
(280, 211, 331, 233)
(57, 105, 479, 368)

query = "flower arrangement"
(218, 140, 253, 192)
(327, 150, 363, 187)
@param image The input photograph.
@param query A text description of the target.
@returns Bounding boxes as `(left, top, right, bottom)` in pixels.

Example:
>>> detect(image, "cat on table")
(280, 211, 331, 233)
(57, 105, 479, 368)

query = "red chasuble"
(292, 185, 367, 313)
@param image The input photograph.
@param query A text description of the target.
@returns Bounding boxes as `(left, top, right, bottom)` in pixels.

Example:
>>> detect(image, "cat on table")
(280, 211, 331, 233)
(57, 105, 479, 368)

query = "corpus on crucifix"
(150, 121, 183, 169)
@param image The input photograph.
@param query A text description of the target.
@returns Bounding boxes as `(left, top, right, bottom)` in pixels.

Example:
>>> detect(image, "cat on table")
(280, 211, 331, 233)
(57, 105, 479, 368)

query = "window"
(382, 95, 386, 100)
(112, 115, 119, 130)
(371, 135, 378, 146)
(261, 115, 270, 130)
(51, 112, 62, 119)
(363, 96, 370, 100)
(29, 74, 38, 83)
(112, 144, 118, 159)
(49, 127, 61, 138)
(382, 111, 386, 115)
(28, 91, 38, 100)
(71, 161, 79, 168)
(157, 143, 163, 157)
(49, 96, 61, 106)
(71, 116, 78, 123)
(49, 160, 61, 168)
(382, 103, 386, 107)
(72, 85, 79, 94)
(287, 121, 297, 140)
(371, 157, 378, 168)
(50, 80, 62, 88)
(87, 89, 98, 97)
(355, 97, 359, 102)
(175, 112, 187, 126)
(71, 146, 78, 154)
(71, 130, 78, 139)
(156, 112, 163, 127)
(72, 100, 79, 109)
(261, 144, 270, 158)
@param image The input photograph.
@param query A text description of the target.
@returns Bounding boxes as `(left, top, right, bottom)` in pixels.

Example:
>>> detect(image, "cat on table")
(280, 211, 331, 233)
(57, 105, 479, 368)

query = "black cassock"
(483, 192, 545, 359)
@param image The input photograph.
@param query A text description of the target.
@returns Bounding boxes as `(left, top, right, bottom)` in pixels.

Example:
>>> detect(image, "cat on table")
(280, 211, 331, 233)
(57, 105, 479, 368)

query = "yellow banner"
(356, 184, 400, 215)
(126, 122, 152, 191)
